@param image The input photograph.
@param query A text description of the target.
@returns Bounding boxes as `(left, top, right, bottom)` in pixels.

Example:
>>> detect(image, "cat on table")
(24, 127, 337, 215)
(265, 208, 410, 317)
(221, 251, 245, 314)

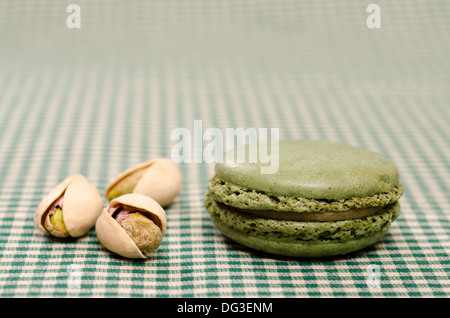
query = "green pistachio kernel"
(121, 212, 162, 252)
(106, 169, 147, 201)
(48, 207, 70, 238)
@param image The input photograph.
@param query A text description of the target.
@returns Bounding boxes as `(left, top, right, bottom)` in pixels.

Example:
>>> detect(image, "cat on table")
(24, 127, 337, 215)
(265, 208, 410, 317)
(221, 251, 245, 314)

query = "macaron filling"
(217, 203, 384, 222)
(208, 176, 404, 213)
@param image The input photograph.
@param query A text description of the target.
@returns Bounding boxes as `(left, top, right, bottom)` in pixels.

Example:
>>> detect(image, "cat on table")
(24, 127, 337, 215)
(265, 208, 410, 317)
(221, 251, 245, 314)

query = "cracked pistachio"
(95, 193, 167, 259)
(104, 158, 182, 207)
(34, 174, 104, 238)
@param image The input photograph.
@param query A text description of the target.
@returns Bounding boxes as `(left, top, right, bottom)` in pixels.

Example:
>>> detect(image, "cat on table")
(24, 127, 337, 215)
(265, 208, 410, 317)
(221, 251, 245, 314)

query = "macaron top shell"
(215, 140, 400, 200)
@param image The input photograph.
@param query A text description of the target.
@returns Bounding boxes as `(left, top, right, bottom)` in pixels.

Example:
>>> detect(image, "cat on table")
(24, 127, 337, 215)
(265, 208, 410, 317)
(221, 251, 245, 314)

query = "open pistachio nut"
(104, 158, 182, 207)
(34, 174, 104, 238)
(95, 193, 167, 259)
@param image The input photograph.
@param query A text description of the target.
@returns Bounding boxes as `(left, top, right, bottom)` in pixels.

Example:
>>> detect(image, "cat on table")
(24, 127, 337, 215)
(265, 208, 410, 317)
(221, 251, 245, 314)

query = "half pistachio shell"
(104, 158, 182, 207)
(34, 174, 104, 238)
(95, 193, 167, 259)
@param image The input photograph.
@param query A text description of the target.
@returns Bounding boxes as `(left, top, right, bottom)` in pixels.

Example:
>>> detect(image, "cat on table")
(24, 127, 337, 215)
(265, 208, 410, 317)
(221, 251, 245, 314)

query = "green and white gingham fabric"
(0, 1, 449, 297)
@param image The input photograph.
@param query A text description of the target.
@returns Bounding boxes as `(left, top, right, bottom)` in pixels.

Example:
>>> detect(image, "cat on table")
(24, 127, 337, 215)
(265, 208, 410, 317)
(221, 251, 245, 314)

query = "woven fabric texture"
(0, 1, 449, 297)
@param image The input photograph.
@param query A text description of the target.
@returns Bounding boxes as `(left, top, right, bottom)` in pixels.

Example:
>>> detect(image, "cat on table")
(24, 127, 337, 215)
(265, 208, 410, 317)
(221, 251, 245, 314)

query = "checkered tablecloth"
(0, 1, 449, 297)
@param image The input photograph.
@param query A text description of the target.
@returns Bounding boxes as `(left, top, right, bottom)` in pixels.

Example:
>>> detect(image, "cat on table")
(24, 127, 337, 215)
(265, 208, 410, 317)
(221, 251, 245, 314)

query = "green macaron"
(204, 140, 404, 257)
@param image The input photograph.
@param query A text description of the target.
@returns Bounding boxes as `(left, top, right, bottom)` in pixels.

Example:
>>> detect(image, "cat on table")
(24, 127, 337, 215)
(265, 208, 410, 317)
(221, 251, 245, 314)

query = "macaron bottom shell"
(206, 198, 401, 258)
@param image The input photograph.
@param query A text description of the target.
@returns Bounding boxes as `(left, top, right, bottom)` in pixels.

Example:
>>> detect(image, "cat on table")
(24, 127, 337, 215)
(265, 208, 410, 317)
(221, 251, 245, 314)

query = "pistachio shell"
(63, 174, 105, 237)
(105, 158, 182, 207)
(34, 174, 104, 238)
(95, 193, 167, 259)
